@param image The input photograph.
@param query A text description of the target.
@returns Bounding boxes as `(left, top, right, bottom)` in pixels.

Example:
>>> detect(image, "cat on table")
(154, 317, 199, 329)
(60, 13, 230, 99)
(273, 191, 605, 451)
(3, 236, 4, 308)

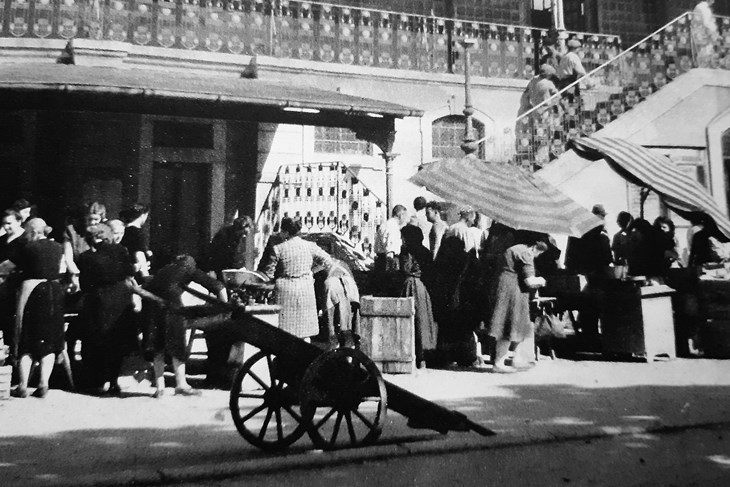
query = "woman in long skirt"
(399, 225, 437, 368)
(77, 224, 137, 394)
(488, 240, 547, 373)
(10, 218, 66, 398)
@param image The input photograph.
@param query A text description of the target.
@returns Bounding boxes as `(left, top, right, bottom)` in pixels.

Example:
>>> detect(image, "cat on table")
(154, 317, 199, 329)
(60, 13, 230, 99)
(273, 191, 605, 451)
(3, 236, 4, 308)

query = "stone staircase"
(488, 12, 730, 169)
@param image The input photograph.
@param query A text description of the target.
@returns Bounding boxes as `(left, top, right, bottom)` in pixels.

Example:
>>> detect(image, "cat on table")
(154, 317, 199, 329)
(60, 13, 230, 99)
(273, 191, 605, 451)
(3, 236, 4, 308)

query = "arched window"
(432, 115, 485, 159)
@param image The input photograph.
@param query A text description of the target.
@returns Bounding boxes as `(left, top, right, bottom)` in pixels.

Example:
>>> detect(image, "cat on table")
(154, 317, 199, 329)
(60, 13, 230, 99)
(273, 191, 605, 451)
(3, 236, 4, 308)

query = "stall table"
(599, 281, 676, 361)
(697, 278, 730, 358)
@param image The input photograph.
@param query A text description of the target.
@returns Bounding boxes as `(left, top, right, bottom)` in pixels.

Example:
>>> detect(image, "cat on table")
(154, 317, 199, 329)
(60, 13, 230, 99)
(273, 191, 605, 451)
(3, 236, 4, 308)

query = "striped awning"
(409, 156, 603, 236)
(569, 136, 730, 239)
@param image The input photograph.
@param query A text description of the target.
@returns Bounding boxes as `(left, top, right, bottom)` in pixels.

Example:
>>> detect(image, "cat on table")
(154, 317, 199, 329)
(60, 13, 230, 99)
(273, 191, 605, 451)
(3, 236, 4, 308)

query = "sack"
(534, 311, 566, 339)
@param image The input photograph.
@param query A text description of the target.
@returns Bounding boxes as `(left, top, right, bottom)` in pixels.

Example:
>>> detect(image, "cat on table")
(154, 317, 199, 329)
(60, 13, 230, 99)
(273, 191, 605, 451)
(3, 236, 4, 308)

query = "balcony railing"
(0, 0, 618, 80)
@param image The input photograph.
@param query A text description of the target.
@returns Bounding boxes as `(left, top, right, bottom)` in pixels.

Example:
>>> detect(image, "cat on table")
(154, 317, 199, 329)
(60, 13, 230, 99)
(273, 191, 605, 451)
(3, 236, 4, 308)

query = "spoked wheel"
(300, 348, 387, 450)
(229, 350, 307, 451)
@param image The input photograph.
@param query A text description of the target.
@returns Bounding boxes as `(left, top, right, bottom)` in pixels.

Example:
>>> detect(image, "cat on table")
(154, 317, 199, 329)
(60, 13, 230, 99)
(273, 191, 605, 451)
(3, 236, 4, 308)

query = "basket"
(221, 269, 271, 287)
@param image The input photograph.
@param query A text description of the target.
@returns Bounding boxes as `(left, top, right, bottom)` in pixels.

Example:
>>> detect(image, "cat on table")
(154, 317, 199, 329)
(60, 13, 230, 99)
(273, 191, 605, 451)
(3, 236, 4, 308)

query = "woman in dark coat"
(10, 218, 66, 398)
(487, 240, 547, 373)
(399, 225, 437, 368)
(77, 224, 137, 394)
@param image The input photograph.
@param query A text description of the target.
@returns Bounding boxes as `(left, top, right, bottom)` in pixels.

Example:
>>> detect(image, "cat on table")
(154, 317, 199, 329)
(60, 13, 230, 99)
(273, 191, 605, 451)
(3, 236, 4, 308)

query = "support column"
(460, 38, 478, 156)
(381, 151, 398, 213)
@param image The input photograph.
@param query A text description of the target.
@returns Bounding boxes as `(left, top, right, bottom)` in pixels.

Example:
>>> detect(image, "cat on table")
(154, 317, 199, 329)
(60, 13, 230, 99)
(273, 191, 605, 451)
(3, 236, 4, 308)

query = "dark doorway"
(151, 161, 211, 270)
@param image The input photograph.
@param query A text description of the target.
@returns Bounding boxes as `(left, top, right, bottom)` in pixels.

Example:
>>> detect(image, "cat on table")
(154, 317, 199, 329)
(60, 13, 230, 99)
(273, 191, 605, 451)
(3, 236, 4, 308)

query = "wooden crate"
(0, 365, 11, 400)
(359, 296, 415, 374)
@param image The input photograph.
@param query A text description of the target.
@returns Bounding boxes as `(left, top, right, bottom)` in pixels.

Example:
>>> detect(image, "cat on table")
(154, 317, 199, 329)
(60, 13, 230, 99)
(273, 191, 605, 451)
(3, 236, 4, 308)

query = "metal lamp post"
(460, 37, 479, 156)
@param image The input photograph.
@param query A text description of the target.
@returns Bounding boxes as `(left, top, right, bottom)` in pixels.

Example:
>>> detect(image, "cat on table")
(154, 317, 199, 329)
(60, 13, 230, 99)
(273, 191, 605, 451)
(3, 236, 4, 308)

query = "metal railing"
(479, 11, 730, 169)
(0, 0, 617, 79)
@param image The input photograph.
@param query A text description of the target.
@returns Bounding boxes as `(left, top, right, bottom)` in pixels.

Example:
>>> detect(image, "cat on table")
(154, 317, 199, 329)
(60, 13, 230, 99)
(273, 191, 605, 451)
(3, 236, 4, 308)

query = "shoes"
(504, 359, 536, 372)
(153, 388, 166, 399)
(174, 387, 202, 397)
(107, 384, 122, 397)
(491, 364, 517, 374)
(11, 387, 28, 398)
(511, 362, 537, 371)
(32, 386, 48, 398)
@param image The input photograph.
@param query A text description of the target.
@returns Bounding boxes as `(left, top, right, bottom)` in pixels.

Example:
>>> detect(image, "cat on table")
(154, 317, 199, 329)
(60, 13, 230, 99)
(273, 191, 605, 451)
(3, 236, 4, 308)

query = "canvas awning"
(409, 155, 603, 236)
(0, 63, 422, 128)
(569, 136, 730, 239)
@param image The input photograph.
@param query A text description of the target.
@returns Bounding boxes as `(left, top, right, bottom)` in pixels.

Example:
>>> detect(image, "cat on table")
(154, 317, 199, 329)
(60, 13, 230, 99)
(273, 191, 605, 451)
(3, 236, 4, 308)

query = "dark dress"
(141, 262, 225, 361)
(77, 243, 136, 387)
(11, 239, 66, 359)
(431, 235, 481, 366)
(488, 244, 535, 343)
(399, 243, 438, 364)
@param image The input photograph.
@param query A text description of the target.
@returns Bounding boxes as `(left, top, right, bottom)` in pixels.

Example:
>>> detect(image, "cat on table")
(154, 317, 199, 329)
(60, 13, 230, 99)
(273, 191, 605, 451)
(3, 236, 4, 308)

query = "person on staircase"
(693, 0, 720, 68)
(556, 39, 586, 105)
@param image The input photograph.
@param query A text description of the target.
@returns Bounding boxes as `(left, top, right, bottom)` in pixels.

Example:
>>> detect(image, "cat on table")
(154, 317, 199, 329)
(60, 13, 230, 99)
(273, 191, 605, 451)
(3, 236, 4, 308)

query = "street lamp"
(460, 37, 479, 156)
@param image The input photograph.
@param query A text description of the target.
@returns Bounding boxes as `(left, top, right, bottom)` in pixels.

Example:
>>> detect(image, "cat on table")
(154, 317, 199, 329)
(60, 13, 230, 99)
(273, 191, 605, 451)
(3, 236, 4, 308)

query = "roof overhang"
(0, 63, 423, 130)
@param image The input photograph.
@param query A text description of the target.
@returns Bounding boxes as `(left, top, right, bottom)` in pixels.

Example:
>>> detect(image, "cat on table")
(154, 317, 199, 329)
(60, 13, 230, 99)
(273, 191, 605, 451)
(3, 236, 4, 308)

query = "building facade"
(0, 0, 704, 265)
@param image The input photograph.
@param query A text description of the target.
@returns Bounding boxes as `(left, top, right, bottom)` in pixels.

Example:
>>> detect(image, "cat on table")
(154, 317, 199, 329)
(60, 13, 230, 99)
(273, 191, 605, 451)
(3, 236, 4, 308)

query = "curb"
(56, 420, 730, 487)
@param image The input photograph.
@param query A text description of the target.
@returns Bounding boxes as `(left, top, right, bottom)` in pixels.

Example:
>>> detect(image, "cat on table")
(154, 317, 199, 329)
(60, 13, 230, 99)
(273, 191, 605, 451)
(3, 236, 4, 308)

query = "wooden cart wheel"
(229, 350, 307, 451)
(299, 348, 387, 450)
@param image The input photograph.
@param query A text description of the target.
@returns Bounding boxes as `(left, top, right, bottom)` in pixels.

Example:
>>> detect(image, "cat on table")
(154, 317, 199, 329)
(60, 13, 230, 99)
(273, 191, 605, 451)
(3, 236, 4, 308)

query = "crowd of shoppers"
(0, 198, 239, 399)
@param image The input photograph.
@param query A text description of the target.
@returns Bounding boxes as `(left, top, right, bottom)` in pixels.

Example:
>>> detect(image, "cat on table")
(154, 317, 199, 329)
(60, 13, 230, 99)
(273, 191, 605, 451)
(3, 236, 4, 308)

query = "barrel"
(359, 296, 415, 374)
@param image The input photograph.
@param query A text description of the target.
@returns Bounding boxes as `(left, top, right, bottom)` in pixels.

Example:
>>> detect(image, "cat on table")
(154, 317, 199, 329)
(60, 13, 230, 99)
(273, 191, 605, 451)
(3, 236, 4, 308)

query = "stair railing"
(476, 11, 695, 166)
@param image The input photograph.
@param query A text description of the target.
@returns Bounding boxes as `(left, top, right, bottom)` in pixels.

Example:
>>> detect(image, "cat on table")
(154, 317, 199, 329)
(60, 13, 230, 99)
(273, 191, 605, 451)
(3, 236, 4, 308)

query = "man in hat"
(520, 64, 560, 116)
(557, 38, 586, 103)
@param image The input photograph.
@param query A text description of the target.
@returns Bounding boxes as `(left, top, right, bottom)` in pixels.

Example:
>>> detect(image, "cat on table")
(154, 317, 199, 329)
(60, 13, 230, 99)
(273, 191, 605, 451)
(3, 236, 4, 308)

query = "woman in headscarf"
(9, 218, 66, 398)
(77, 223, 137, 395)
(399, 225, 437, 369)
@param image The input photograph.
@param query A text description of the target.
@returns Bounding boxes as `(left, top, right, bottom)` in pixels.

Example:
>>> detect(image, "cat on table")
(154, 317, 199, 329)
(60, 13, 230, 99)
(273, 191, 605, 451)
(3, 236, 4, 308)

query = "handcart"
(178, 284, 496, 452)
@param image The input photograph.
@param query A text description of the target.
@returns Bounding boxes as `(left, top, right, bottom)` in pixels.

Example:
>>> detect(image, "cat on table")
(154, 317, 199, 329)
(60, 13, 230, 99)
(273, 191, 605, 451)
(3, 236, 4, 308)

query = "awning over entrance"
(569, 136, 730, 239)
(0, 63, 422, 128)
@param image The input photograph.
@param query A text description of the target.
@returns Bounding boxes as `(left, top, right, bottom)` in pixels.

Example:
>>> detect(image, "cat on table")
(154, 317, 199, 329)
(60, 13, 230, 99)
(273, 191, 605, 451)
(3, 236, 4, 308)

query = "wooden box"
(359, 296, 415, 374)
(600, 283, 676, 361)
(0, 365, 12, 400)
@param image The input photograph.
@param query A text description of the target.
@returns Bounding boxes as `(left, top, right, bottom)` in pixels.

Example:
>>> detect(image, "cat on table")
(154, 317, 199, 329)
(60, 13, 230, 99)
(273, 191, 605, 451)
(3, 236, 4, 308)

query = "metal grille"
(314, 126, 373, 155)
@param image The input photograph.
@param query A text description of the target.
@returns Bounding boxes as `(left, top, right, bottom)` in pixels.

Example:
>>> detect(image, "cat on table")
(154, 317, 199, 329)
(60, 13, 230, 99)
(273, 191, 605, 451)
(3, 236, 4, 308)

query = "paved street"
(1, 358, 730, 486)
(193, 424, 730, 487)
